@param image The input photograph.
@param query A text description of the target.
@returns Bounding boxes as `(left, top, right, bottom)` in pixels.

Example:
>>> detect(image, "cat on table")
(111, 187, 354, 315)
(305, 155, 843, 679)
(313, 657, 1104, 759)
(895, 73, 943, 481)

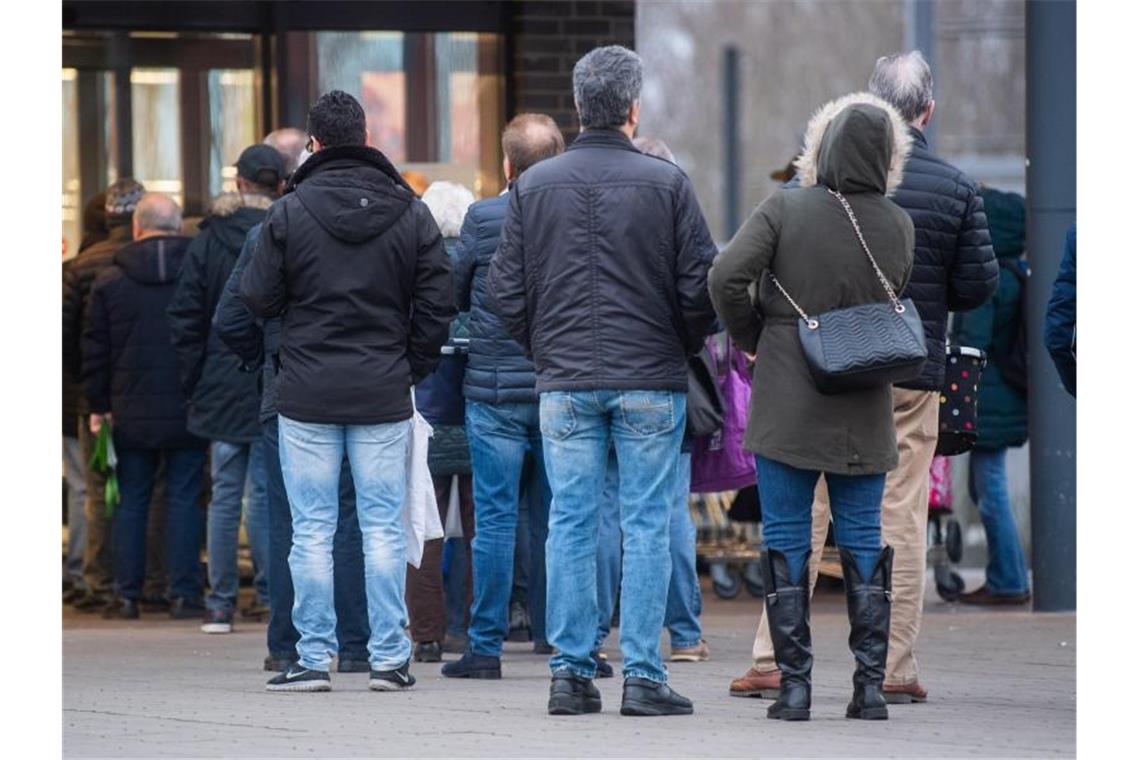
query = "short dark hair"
(307, 90, 367, 148)
(501, 113, 565, 179)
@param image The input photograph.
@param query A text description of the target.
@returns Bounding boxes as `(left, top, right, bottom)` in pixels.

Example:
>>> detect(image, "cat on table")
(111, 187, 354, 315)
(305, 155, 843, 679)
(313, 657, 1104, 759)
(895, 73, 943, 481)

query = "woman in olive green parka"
(708, 92, 915, 723)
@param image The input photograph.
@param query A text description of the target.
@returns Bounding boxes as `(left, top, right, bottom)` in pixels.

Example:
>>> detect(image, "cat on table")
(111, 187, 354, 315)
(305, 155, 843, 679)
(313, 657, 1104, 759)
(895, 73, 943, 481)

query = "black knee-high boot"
(760, 548, 812, 721)
(840, 546, 893, 720)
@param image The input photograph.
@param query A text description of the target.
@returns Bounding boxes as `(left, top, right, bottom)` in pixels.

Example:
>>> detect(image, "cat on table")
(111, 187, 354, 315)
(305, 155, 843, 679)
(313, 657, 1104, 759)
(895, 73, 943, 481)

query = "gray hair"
(264, 127, 308, 177)
(133, 192, 183, 234)
(421, 181, 476, 239)
(572, 45, 642, 129)
(868, 51, 934, 123)
(633, 136, 676, 164)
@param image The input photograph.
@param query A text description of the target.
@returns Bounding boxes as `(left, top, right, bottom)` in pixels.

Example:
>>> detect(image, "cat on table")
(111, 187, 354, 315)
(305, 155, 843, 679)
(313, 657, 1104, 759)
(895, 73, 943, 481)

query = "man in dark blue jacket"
(168, 144, 285, 635)
(83, 193, 207, 621)
(1045, 225, 1076, 396)
(489, 46, 719, 717)
(442, 113, 564, 682)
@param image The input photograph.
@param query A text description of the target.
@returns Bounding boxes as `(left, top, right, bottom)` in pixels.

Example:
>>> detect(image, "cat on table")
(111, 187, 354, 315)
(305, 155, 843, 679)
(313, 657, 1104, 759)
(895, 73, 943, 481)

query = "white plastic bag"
(403, 396, 444, 569)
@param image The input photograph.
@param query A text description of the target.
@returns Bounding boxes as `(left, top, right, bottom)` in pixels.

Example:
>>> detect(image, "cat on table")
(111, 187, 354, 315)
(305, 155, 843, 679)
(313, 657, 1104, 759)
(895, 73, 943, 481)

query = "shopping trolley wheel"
(742, 560, 766, 598)
(710, 562, 742, 599)
(934, 565, 964, 601)
(945, 519, 963, 564)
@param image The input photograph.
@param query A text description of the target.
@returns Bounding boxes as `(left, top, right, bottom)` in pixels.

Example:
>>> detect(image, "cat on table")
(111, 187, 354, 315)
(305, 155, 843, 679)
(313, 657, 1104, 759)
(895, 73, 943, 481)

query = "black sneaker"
(620, 677, 694, 716)
(200, 609, 233, 634)
(336, 657, 371, 673)
(266, 663, 331, 693)
(415, 641, 442, 662)
(169, 597, 207, 620)
(101, 597, 140, 620)
(593, 651, 614, 678)
(548, 670, 602, 715)
(264, 654, 297, 672)
(441, 651, 502, 679)
(533, 639, 554, 655)
(369, 660, 416, 691)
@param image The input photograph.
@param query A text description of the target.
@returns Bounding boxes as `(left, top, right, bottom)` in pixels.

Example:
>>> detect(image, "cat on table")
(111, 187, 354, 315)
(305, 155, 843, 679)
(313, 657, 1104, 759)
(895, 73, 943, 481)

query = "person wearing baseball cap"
(167, 143, 287, 632)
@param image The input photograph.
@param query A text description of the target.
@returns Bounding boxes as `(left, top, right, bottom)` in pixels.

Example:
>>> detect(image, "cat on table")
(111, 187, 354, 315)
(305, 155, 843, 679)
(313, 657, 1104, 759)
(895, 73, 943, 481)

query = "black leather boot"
(841, 546, 893, 721)
(548, 670, 602, 715)
(760, 548, 812, 721)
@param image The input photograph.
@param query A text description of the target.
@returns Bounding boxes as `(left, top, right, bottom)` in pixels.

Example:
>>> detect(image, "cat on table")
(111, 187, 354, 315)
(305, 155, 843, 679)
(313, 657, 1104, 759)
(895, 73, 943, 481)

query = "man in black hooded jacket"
(241, 90, 456, 692)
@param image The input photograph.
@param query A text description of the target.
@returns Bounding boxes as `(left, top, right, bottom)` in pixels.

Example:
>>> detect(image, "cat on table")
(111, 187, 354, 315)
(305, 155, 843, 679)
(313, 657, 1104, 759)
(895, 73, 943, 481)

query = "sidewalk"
(63, 571, 1075, 758)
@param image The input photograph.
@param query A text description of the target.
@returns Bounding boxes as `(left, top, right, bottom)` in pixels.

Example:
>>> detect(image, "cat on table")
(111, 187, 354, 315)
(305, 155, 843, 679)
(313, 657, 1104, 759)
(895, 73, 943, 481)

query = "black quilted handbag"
(769, 188, 927, 394)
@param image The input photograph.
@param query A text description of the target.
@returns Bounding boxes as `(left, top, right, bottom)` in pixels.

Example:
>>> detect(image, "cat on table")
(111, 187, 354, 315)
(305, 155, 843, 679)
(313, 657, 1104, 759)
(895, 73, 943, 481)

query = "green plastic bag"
(88, 422, 120, 518)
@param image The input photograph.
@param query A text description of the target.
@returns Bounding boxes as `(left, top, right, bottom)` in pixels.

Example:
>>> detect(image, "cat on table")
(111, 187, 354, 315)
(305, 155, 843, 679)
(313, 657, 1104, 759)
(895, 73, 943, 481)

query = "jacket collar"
(567, 128, 639, 153)
(287, 144, 415, 196)
(908, 125, 928, 150)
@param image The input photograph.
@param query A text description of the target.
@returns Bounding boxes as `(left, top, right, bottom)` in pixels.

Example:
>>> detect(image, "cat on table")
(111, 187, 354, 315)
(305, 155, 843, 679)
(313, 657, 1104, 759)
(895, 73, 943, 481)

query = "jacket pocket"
(619, 390, 675, 437)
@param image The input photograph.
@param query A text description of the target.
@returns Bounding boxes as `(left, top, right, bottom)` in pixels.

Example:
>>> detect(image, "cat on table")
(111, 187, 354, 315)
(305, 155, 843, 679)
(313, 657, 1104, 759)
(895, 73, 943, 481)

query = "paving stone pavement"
(63, 572, 1074, 758)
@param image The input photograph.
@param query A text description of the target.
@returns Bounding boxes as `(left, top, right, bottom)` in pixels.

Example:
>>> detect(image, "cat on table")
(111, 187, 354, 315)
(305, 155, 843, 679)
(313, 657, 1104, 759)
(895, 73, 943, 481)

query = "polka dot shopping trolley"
(928, 345, 987, 601)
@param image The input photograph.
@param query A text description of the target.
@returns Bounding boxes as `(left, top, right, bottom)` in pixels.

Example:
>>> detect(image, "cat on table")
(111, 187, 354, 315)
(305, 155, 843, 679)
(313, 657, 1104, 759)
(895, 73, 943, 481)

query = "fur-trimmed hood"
(794, 91, 912, 196)
(208, 191, 275, 217)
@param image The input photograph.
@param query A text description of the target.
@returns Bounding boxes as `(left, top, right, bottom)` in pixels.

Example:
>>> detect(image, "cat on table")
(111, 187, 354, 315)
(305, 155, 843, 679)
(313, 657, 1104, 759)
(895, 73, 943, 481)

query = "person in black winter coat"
(167, 143, 286, 633)
(488, 47, 718, 716)
(241, 91, 456, 690)
(82, 193, 208, 621)
(62, 179, 145, 610)
(441, 114, 564, 681)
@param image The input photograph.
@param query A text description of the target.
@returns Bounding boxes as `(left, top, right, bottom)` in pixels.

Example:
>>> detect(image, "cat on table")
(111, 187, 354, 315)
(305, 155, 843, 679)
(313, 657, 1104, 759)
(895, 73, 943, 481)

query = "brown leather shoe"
(729, 667, 781, 698)
(958, 586, 1031, 606)
(883, 680, 928, 704)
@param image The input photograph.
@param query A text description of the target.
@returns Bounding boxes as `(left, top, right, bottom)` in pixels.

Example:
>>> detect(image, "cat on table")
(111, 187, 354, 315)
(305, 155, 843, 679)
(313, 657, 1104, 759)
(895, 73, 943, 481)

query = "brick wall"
(510, 1, 636, 142)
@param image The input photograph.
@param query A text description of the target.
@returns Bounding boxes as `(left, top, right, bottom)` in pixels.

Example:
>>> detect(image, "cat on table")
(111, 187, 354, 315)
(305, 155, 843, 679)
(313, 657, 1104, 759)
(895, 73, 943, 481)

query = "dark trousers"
(113, 447, 207, 601)
(263, 416, 371, 661)
(406, 474, 475, 643)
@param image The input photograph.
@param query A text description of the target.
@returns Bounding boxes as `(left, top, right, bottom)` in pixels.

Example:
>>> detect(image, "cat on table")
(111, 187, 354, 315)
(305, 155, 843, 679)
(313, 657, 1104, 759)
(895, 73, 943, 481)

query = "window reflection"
(208, 69, 258, 197)
(131, 68, 183, 207)
(318, 31, 407, 162)
(62, 69, 80, 259)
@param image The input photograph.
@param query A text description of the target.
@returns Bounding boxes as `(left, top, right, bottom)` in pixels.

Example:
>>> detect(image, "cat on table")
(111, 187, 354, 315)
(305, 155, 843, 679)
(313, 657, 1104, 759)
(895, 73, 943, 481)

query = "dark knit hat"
(104, 178, 146, 223)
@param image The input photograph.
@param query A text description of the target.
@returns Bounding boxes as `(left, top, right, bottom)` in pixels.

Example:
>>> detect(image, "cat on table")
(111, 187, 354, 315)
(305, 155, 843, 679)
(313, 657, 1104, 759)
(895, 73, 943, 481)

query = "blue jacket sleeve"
(453, 206, 479, 312)
(487, 184, 531, 357)
(239, 204, 288, 318)
(214, 224, 265, 370)
(1044, 225, 1076, 396)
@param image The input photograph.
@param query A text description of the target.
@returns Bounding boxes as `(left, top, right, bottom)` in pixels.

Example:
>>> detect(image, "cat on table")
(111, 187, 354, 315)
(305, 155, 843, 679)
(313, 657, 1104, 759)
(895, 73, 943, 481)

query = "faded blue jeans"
(465, 400, 550, 657)
(278, 415, 412, 672)
(206, 439, 269, 613)
(541, 389, 686, 684)
(756, 455, 885, 582)
(968, 448, 1030, 595)
(596, 450, 702, 651)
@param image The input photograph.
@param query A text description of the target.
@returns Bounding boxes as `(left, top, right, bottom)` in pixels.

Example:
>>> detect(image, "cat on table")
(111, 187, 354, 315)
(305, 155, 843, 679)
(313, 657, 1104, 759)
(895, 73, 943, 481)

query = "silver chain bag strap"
(767, 188, 926, 394)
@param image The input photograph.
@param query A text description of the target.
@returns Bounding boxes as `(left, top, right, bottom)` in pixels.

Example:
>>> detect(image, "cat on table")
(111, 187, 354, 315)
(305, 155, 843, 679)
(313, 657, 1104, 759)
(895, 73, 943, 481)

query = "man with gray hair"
(83, 193, 208, 621)
(730, 49, 998, 705)
(489, 46, 718, 716)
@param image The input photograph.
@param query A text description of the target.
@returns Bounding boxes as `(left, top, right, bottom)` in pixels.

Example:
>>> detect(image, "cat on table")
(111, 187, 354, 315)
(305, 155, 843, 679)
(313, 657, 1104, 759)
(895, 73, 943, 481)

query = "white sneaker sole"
(266, 680, 331, 693)
(200, 623, 232, 634)
(670, 653, 710, 663)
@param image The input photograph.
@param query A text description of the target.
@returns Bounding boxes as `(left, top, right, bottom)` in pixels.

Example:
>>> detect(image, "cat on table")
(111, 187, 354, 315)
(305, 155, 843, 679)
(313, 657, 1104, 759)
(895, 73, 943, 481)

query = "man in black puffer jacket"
(442, 113, 564, 681)
(241, 91, 455, 692)
(83, 193, 208, 621)
(730, 50, 998, 707)
(489, 46, 718, 717)
(167, 144, 286, 635)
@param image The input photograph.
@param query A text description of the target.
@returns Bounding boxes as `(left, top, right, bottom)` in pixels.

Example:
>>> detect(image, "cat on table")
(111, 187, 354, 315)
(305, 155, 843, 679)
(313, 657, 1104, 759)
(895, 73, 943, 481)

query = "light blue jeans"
(278, 415, 412, 672)
(541, 389, 686, 684)
(969, 448, 1030, 595)
(596, 450, 702, 650)
(206, 439, 269, 613)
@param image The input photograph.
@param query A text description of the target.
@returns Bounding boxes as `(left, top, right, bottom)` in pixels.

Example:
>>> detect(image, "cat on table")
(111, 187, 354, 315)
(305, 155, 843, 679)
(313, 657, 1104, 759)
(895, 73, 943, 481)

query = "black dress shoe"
(441, 651, 502, 679)
(548, 671, 602, 715)
(415, 641, 442, 662)
(620, 677, 694, 716)
(264, 654, 298, 672)
(101, 597, 140, 620)
(169, 597, 207, 620)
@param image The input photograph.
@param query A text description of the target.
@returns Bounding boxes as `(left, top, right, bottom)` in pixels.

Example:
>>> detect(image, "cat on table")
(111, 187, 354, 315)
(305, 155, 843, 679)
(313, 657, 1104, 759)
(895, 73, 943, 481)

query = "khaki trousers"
(750, 388, 940, 687)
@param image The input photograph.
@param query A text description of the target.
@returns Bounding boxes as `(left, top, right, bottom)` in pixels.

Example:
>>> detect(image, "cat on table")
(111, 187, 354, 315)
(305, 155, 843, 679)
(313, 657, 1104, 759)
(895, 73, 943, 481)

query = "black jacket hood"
(288, 145, 417, 244)
(114, 235, 193, 285)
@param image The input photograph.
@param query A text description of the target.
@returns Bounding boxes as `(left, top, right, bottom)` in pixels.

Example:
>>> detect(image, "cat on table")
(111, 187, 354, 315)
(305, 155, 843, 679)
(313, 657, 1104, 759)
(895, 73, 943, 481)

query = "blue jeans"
(263, 417, 370, 662)
(277, 415, 411, 672)
(596, 450, 702, 650)
(205, 439, 269, 612)
(113, 447, 207, 601)
(465, 400, 550, 657)
(542, 389, 686, 683)
(756, 455, 885, 582)
(969, 448, 1030, 595)
(63, 435, 88, 587)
